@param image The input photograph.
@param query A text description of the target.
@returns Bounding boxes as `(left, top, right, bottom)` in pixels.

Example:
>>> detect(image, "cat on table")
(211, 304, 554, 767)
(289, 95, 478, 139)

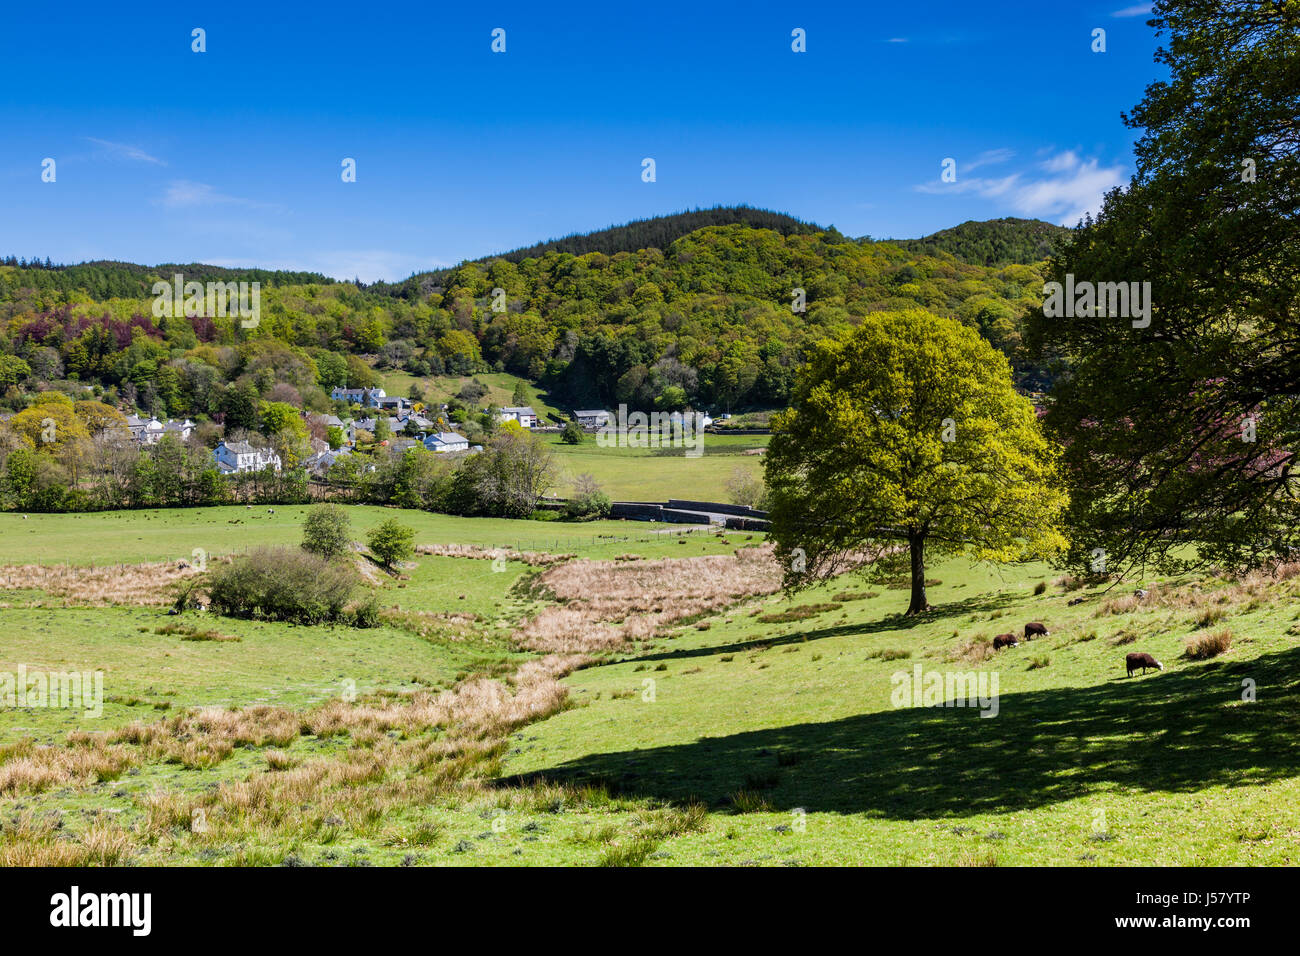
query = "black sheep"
(1126, 652, 1163, 676)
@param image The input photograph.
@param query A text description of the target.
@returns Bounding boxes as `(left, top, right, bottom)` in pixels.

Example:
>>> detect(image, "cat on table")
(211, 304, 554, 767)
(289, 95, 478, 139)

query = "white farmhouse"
(213, 440, 282, 474)
(422, 432, 470, 453)
(498, 406, 539, 428)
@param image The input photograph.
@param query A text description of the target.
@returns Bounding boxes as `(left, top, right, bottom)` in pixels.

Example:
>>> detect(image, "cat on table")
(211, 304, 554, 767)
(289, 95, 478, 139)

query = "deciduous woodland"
(1, 0, 1298, 874)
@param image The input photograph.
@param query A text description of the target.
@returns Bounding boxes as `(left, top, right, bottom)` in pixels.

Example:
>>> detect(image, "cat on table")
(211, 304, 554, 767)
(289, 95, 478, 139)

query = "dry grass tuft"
(0, 561, 206, 606)
(415, 543, 573, 566)
(1185, 628, 1233, 660)
(515, 546, 783, 653)
(0, 737, 137, 794)
(948, 635, 996, 665)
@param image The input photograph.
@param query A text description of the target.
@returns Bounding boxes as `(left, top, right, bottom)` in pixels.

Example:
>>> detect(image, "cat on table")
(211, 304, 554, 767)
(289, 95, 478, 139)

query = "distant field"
(380, 370, 565, 422)
(549, 432, 768, 501)
(0, 507, 738, 566)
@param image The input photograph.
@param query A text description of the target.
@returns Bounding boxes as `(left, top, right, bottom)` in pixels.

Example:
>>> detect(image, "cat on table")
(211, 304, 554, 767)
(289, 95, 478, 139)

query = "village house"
(162, 418, 196, 441)
(402, 413, 436, 432)
(498, 406, 539, 428)
(213, 440, 282, 475)
(422, 431, 470, 453)
(125, 415, 165, 444)
(330, 386, 387, 408)
(125, 416, 195, 445)
(574, 409, 611, 429)
(303, 446, 351, 477)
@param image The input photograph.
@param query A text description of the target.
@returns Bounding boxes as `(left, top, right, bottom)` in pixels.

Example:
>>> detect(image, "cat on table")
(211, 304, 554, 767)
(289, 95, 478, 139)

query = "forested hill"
(0, 216, 1053, 419)
(372, 206, 829, 296)
(0, 258, 335, 301)
(892, 218, 1072, 267)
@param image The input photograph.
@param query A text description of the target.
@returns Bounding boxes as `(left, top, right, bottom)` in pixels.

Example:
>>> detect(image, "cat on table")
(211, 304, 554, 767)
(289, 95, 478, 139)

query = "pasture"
(1, 506, 1297, 865)
(548, 432, 767, 501)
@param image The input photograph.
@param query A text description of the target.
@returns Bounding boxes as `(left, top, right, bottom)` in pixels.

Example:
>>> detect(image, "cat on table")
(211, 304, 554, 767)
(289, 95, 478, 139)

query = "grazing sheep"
(992, 633, 1019, 650)
(1024, 622, 1049, 640)
(1134, 588, 1149, 599)
(1126, 652, 1163, 676)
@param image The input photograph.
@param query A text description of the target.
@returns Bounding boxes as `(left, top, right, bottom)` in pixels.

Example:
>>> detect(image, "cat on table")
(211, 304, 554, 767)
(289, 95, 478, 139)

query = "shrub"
(725, 467, 769, 510)
(560, 422, 585, 444)
(302, 503, 353, 558)
(207, 547, 356, 623)
(368, 519, 415, 568)
(565, 473, 611, 520)
(1185, 628, 1232, 660)
(349, 594, 381, 628)
(1194, 607, 1226, 628)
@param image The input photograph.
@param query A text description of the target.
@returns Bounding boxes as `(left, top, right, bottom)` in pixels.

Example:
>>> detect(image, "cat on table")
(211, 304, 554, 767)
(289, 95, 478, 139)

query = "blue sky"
(0, 1, 1163, 281)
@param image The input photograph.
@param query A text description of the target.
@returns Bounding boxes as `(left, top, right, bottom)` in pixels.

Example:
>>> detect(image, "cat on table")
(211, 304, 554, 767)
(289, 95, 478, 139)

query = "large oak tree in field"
(1028, 0, 1300, 577)
(764, 308, 1067, 615)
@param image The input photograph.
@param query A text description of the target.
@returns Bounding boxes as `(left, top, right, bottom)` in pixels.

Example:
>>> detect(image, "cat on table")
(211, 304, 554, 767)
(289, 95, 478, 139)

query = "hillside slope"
(0, 216, 1050, 424)
(893, 218, 1071, 267)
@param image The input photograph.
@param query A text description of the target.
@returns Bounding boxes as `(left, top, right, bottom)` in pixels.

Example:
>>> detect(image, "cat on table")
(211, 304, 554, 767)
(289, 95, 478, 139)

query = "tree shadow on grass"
(617, 590, 1027, 666)
(505, 647, 1300, 818)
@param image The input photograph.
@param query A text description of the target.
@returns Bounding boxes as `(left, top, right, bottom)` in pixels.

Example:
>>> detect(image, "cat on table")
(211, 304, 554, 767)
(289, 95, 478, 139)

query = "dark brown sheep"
(992, 633, 1019, 649)
(1024, 622, 1049, 640)
(1126, 652, 1163, 676)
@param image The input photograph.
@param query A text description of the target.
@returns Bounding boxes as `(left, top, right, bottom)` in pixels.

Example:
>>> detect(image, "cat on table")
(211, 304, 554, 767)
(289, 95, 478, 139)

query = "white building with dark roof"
(498, 406, 539, 428)
(422, 432, 470, 453)
(214, 440, 282, 474)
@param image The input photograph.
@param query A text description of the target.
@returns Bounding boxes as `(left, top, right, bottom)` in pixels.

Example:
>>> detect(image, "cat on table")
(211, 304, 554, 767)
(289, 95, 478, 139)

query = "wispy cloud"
(964, 148, 1015, 173)
(157, 180, 277, 211)
(884, 37, 909, 43)
(86, 137, 165, 165)
(916, 151, 1126, 225)
(1111, 3, 1153, 17)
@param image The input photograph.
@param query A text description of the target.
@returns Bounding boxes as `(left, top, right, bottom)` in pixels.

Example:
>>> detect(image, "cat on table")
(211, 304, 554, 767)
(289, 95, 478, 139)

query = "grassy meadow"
(384, 370, 567, 423)
(1, 506, 1297, 866)
(549, 432, 767, 501)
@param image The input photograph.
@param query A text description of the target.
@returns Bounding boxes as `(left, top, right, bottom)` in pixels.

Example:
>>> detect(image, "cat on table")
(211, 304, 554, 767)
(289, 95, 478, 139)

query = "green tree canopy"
(367, 518, 415, 569)
(301, 503, 353, 559)
(765, 308, 1067, 614)
(1027, 0, 1300, 576)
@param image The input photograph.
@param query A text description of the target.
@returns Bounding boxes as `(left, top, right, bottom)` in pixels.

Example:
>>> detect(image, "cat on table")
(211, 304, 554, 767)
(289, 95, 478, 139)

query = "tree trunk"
(907, 532, 930, 615)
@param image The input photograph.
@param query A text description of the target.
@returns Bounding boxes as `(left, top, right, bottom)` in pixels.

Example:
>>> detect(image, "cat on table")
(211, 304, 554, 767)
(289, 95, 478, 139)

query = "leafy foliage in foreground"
(1028, 0, 1300, 577)
(206, 546, 357, 623)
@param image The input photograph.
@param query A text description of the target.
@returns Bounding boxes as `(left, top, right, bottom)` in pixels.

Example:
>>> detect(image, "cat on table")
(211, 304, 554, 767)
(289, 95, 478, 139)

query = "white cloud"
(1011, 156, 1126, 224)
(965, 148, 1016, 172)
(1111, 4, 1153, 17)
(1041, 150, 1080, 173)
(885, 37, 909, 43)
(915, 151, 1126, 225)
(157, 180, 277, 211)
(86, 137, 165, 165)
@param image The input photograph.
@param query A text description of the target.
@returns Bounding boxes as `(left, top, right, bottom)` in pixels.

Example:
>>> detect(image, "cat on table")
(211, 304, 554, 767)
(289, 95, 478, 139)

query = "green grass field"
(381, 370, 566, 423)
(549, 432, 767, 501)
(0, 507, 726, 566)
(2, 506, 1296, 866)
